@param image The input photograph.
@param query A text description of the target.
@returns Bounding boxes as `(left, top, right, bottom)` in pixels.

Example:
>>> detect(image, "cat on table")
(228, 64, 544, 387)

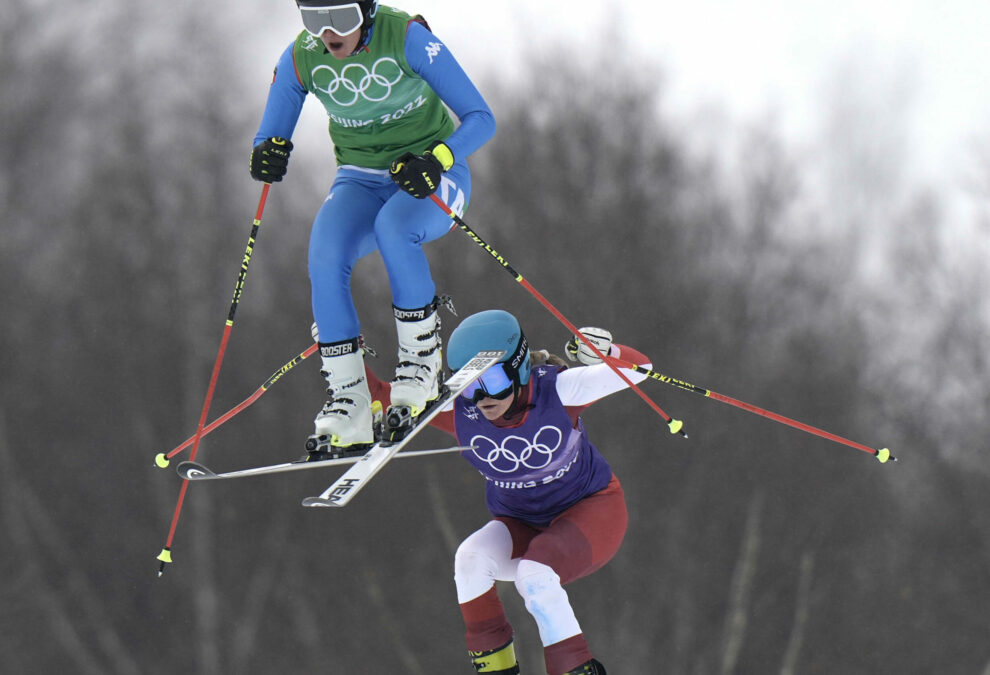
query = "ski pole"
(154, 342, 318, 468)
(429, 194, 685, 437)
(606, 355, 894, 463)
(157, 182, 272, 577)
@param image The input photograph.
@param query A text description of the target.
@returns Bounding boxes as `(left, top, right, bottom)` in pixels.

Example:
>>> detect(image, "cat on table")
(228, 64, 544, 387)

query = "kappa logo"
(425, 41, 443, 64)
(470, 426, 563, 474)
(302, 34, 322, 52)
(312, 57, 403, 107)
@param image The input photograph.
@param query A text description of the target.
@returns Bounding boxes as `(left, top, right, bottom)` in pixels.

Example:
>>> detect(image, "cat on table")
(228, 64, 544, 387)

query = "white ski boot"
(305, 336, 376, 459)
(387, 296, 451, 435)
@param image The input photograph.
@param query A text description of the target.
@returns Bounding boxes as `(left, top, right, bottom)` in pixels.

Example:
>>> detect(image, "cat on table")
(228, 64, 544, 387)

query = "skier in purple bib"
(250, 1, 495, 456)
(432, 310, 653, 675)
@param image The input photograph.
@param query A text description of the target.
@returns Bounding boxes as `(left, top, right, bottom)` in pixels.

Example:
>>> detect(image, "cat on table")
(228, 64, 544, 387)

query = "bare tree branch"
(779, 551, 815, 675)
(284, 556, 325, 664)
(230, 513, 295, 672)
(425, 463, 461, 557)
(190, 489, 221, 674)
(720, 491, 763, 675)
(0, 410, 137, 674)
(363, 568, 425, 675)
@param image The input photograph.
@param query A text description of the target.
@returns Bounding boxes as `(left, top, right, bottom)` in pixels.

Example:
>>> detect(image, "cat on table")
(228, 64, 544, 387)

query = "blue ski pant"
(308, 161, 471, 343)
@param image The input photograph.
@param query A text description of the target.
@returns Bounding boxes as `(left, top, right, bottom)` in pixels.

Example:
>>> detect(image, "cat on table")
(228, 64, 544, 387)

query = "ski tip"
(301, 496, 342, 508)
(154, 453, 170, 469)
(875, 448, 896, 464)
(176, 461, 217, 480)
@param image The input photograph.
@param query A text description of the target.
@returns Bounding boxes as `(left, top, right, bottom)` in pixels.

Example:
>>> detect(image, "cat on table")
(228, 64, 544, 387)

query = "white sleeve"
(554, 345, 651, 407)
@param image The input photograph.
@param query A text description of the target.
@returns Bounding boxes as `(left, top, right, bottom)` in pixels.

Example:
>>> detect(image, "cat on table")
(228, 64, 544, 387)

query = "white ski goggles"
(300, 3, 364, 37)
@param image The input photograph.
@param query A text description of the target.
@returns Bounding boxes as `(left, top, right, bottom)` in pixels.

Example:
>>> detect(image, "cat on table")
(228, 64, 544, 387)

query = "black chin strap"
(354, 23, 373, 53)
(502, 382, 534, 422)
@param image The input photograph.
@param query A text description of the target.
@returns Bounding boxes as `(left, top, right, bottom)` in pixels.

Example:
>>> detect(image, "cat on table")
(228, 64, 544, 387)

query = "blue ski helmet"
(296, 0, 379, 37)
(448, 310, 532, 387)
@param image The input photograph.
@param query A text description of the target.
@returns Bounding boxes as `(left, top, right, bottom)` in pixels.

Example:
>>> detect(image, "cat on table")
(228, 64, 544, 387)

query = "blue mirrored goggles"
(460, 364, 516, 402)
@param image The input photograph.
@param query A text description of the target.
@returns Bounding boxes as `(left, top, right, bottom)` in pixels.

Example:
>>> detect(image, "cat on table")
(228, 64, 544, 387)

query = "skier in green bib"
(250, 1, 495, 456)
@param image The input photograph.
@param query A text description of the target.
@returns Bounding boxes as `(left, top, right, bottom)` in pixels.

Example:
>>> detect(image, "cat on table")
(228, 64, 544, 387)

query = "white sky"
(254, 0, 990, 189)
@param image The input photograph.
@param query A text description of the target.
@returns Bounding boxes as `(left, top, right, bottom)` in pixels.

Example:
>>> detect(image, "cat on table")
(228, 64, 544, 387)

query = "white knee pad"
(514, 559, 582, 646)
(455, 521, 516, 603)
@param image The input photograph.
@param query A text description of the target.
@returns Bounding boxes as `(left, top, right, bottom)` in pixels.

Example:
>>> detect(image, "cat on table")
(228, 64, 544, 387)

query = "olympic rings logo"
(311, 57, 403, 107)
(470, 426, 563, 474)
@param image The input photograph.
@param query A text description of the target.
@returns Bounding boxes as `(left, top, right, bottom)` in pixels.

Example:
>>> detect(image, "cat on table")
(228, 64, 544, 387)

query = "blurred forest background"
(3, 1, 990, 673)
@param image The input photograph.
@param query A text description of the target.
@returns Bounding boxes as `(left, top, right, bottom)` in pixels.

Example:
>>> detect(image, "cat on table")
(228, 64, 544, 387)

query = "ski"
(301, 350, 505, 508)
(176, 444, 475, 482)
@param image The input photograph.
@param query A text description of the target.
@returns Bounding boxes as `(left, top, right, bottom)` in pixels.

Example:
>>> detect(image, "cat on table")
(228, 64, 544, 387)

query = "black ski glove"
(389, 141, 454, 198)
(250, 137, 293, 183)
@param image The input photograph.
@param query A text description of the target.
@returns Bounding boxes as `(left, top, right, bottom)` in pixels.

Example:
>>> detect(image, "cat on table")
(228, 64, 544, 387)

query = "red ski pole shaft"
(429, 194, 684, 437)
(606, 355, 893, 463)
(154, 343, 318, 467)
(157, 183, 272, 577)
